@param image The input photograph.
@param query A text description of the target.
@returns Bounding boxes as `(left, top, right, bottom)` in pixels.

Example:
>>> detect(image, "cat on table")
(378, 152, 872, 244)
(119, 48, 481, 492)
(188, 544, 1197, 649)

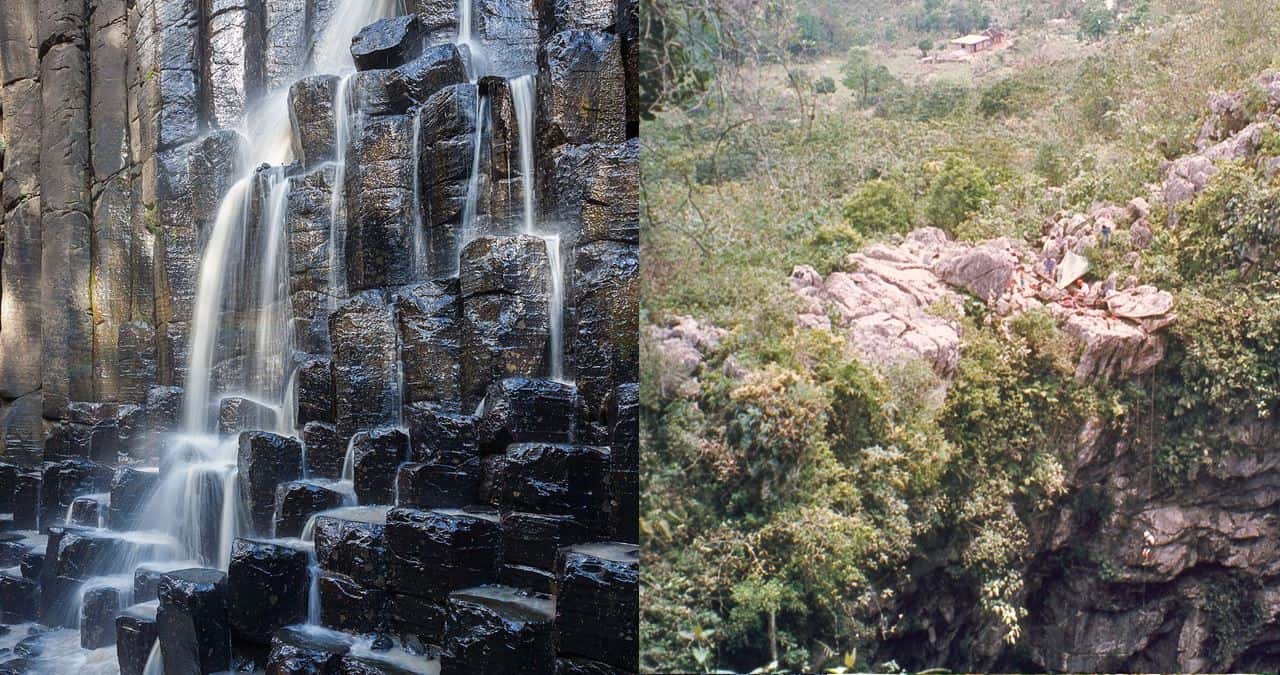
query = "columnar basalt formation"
(0, 0, 637, 671)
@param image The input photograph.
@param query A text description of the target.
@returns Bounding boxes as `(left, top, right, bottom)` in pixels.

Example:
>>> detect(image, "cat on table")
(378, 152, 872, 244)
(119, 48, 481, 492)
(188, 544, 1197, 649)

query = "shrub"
(842, 47, 897, 107)
(814, 76, 836, 94)
(924, 156, 994, 231)
(842, 179, 915, 235)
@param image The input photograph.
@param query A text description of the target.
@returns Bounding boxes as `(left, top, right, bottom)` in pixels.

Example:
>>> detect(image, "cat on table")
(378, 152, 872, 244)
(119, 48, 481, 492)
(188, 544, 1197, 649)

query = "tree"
(925, 156, 994, 230)
(918, 38, 934, 58)
(1079, 1, 1113, 41)
(841, 47, 897, 107)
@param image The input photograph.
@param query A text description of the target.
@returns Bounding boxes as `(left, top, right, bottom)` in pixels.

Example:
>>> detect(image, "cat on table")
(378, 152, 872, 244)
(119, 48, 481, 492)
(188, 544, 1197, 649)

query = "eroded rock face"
(157, 568, 231, 675)
(554, 542, 638, 671)
(237, 431, 303, 536)
(441, 585, 556, 675)
(228, 538, 310, 642)
(351, 15, 425, 71)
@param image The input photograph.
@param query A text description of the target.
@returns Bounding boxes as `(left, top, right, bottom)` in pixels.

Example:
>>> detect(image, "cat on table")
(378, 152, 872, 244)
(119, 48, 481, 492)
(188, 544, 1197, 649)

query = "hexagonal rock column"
(571, 240, 639, 422)
(441, 586, 556, 675)
(330, 291, 402, 445)
(81, 585, 125, 648)
(385, 507, 502, 641)
(416, 82, 478, 274)
(497, 443, 611, 534)
(343, 114, 416, 292)
(303, 421, 343, 480)
(351, 427, 411, 506)
(476, 377, 577, 452)
(289, 75, 341, 169)
(351, 15, 425, 71)
(237, 431, 303, 536)
(228, 538, 310, 643)
(459, 236, 552, 409)
(109, 466, 161, 530)
(115, 601, 159, 675)
(274, 481, 346, 538)
(13, 473, 41, 529)
(394, 279, 462, 406)
(554, 543, 639, 671)
(157, 568, 232, 675)
(314, 506, 391, 633)
(268, 625, 352, 673)
(0, 570, 39, 623)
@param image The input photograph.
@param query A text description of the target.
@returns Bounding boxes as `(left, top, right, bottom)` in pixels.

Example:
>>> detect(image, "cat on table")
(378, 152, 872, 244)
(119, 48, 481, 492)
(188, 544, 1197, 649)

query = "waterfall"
(509, 74, 537, 235)
(545, 235, 565, 382)
(411, 106, 428, 279)
(253, 169, 295, 415)
(328, 73, 358, 307)
(459, 94, 489, 253)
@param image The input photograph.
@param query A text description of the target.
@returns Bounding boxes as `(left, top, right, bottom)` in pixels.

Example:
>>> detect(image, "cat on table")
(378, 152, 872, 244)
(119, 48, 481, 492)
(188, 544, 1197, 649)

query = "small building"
(949, 34, 992, 53)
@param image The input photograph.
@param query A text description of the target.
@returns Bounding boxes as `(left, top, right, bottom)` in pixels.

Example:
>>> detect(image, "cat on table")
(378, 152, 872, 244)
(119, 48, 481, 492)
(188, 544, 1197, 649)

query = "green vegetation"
(643, 0, 1280, 671)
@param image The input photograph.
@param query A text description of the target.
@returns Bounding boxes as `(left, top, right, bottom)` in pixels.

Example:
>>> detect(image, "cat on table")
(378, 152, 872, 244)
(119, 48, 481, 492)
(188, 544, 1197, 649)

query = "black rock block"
(556, 655, 633, 675)
(20, 550, 44, 580)
(116, 601, 159, 675)
(395, 462, 479, 510)
(554, 543, 639, 670)
(303, 421, 343, 480)
(89, 420, 123, 464)
(274, 481, 347, 539)
(389, 43, 466, 104)
(41, 458, 114, 531)
(478, 454, 506, 507)
(608, 469, 638, 544)
(441, 586, 556, 675)
(500, 444, 610, 531)
(68, 495, 106, 528)
(80, 585, 123, 648)
(53, 529, 177, 581)
(476, 378, 577, 452)
(315, 506, 389, 589)
(388, 591, 446, 645)
(157, 568, 232, 675)
(331, 292, 402, 444)
(610, 383, 639, 472)
(0, 532, 29, 567)
(296, 357, 334, 425)
(0, 464, 17, 512)
(385, 507, 501, 601)
(0, 572, 38, 623)
(109, 467, 161, 531)
(219, 396, 279, 436)
(318, 571, 388, 634)
(228, 538, 311, 643)
(405, 403, 476, 465)
(289, 75, 341, 169)
(351, 15, 425, 71)
(394, 280, 462, 407)
(352, 427, 410, 506)
(146, 385, 184, 434)
(543, 30, 626, 147)
(134, 566, 166, 604)
(12, 473, 39, 530)
(267, 625, 352, 674)
(501, 511, 590, 570)
(548, 141, 638, 245)
(237, 431, 303, 536)
(571, 240, 639, 424)
(501, 564, 555, 595)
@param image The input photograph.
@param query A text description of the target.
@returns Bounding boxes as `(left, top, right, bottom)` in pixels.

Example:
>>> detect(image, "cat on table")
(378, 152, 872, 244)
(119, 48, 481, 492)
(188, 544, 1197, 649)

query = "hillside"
(641, 0, 1280, 671)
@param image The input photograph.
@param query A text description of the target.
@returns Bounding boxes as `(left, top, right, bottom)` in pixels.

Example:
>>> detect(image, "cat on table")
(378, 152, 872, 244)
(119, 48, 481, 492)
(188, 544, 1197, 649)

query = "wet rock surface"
(476, 378, 578, 451)
(238, 431, 304, 536)
(352, 15, 426, 71)
(386, 507, 502, 601)
(555, 543, 639, 670)
(315, 507, 390, 590)
(268, 624, 352, 673)
(275, 480, 347, 538)
(157, 568, 232, 675)
(442, 585, 556, 675)
(351, 427, 411, 506)
(80, 585, 123, 648)
(115, 601, 159, 675)
(228, 538, 310, 642)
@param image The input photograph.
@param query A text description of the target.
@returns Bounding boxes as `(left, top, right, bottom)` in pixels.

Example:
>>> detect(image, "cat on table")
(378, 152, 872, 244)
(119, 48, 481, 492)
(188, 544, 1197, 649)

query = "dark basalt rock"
(146, 385, 185, 434)
(53, 529, 177, 581)
(20, 550, 44, 580)
(296, 357, 334, 425)
(542, 30, 626, 147)
(548, 0, 622, 32)
(237, 431, 303, 536)
(571, 240, 638, 425)
(476, 378, 578, 452)
(501, 511, 591, 570)
(441, 585, 556, 675)
(497, 445, 610, 532)
(12, 473, 40, 530)
(386, 507, 502, 601)
(352, 427, 411, 506)
(88, 419, 123, 464)
(459, 236, 552, 409)
(40, 458, 114, 531)
(289, 74, 341, 169)
(394, 280, 462, 407)
(396, 462, 479, 510)
(416, 83, 477, 269)
(548, 141, 639, 245)
(555, 543, 639, 670)
(109, 467, 161, 531)
(228, 538, 310, 643)
(134, 565, 166, 604)
(267, 625, 352, 674)
(67, 495, 106, 528)
(331, 291, 402, 444)
(0, 464, 18, 512)
(157, 568, 231, 675)
(118, 322, 159, 406)
(349, 68, 407, 117)
(80, 585, 123, 649)
(388, 590, 446, 645)
(303, 421, 344, 480)
(315, 507, 389, 589)
(405, 403, 477, 465)
(116, 601, 159, 675)
(389, 43, 466, 104)
(556, 655, 632, 675)
(318, 570, 389, 634)
(275, 481, 347, 539)
(344, 114, 416, 291)
(0, 532, 30, 567)
(502, 564, 555, 595)
(219, 396, 279, 436)
(351, 15, 425, 71)
(0, 572, 38, 623)
(607, 469, 638, 544)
